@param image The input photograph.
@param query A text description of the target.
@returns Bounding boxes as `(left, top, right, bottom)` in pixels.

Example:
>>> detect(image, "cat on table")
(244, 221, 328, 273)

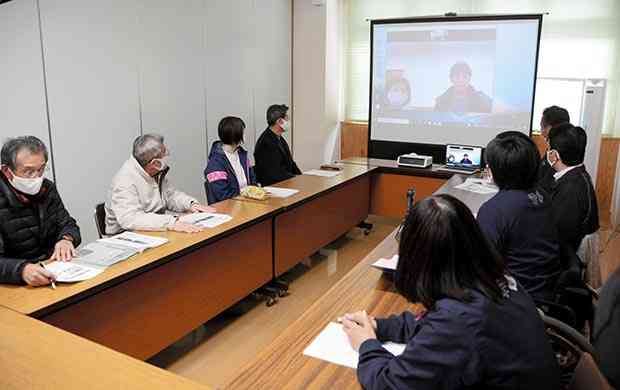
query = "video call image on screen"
(370, 18, 541, 147)
(445, 145, 482, 168)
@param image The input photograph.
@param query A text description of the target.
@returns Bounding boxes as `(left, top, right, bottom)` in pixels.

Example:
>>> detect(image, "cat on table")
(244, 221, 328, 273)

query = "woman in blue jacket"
(204, 116, 256, 204)
(341, 194, 560, 390)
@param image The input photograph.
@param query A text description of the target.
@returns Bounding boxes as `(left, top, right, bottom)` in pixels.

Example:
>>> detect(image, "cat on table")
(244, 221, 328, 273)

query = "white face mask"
(9, 171, 44, 195)
(152, 155, 170, 172)
(279, 119, 290, 132)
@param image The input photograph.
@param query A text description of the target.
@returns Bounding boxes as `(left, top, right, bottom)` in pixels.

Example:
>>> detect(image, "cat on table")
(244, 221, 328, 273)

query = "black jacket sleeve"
(0, 233, 29, 284)
(49, 185, 82, 247)
(375, 311, 421, 343)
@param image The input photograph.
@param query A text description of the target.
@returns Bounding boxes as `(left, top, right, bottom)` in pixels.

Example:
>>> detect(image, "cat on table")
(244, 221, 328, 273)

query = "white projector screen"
(369, 15, 542, 152)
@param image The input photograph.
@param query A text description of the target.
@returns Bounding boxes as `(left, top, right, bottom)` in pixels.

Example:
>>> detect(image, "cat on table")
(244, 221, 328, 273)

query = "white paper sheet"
(304, 169, 341, 178)
(99, 231, 168, 252)
(371, 254, 399, 271)
(179, 212, 232, 228)
(453, 178, 499, 195)
(303, 322, 406, 369)
(263, 186, 299, 198)
(44, 261, 103, 282)
(73, 242, 138, 268)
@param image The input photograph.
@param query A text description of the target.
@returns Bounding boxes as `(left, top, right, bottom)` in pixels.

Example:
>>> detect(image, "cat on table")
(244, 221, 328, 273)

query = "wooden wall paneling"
(596, 137, 620, 228)
(40, 219, 273, 360)
(370, 173, 446, 218)
(340, 121, 368, 159)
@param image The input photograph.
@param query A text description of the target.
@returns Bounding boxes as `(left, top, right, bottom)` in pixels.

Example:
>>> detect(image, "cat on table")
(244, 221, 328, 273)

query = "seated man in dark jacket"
(477, 132, 561, 301)
(0, 136, 81, 286)
(547, 125, 599, 251)
(537, 106, 571, 194)
(254, 104, 301, 186)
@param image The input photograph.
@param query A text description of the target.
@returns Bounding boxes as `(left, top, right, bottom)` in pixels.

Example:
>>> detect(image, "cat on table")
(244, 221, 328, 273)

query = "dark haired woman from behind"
(204, 116, 256, 203)
(341, 195, 560, 390)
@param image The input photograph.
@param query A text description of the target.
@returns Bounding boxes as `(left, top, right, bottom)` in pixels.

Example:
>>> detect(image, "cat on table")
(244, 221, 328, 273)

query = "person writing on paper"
(341, 195, 560, 390)
(477, 132, 561, 300)
(105, 134, 214, 235)
(434, 62, 492, 113)
(204, 116, 256, 203)
(547, 125, 599, 251)
(254, 104, 301, 186)
(537, 106, 570, 194)
(0, 136, 81, 286)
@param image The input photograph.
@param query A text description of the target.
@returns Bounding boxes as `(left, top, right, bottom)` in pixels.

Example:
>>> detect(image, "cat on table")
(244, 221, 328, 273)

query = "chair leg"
(357, 221, 373, 235)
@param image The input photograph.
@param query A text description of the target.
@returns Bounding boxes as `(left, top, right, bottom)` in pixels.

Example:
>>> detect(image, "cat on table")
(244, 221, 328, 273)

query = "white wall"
(292, 0, 344, 170)
(0, 0, 52, 177)
(1, 0, 291, 244)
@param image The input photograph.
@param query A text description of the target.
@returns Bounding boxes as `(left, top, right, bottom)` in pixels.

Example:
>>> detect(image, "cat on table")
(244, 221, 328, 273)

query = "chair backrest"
(569, 353, 615, 390)
(578, 231, 601, 288)
(94, 203, 106, 238)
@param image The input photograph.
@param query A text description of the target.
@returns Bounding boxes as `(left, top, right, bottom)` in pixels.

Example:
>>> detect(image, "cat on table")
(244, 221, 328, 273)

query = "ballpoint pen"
(40, 263, 56, 290)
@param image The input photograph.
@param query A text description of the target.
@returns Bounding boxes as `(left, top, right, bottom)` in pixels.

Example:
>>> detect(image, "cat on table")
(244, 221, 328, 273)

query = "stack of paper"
(73, 242, 138, 268)
(263, 186, 299, 198)
(179, 212, 232, 228)
(304, 169, 341, 178)
(453, 178, 499, 195)
(303, 322, 406, 369)
(371, 254, 399, 271)
(44, 261, 103, 283)
(99, 231, 168, 252)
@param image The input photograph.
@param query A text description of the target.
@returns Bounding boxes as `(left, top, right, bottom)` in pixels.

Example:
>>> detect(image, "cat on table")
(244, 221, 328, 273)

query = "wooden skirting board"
(340, 121, 620, 228)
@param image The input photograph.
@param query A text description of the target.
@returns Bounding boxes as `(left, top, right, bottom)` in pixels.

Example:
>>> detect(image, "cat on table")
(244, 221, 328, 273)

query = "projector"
(397, 153, 433, 168)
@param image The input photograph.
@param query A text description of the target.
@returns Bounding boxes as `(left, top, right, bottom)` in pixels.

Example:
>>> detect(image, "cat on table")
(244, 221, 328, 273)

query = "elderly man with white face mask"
(0, 136, 81, 286)
(105, 133, 214, 235)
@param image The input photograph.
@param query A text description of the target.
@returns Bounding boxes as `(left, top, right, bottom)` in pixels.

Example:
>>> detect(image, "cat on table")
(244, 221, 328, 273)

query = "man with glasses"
(105, 133, 214, 235)
(0, 136, 81, 286)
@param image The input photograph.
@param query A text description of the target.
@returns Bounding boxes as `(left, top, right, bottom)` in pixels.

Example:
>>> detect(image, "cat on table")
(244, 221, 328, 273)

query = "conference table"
(0, 157, 485, 387)
(227, 173, 495, 389)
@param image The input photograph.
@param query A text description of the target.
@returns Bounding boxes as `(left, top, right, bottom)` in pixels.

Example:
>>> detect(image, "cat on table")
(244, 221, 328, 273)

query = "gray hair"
(1, 136, 49, 170)
(133, 133, 165, 167)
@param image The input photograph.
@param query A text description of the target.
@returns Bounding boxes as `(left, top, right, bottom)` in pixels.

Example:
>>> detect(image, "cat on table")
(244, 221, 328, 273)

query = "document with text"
(304, 169, 342, 178)
(99, 231, 168, 252)
(263, 186, 300, 198)
(44, 261, 104, 283)
(179, 212, 232, 228)
(303, 322, 406, 369)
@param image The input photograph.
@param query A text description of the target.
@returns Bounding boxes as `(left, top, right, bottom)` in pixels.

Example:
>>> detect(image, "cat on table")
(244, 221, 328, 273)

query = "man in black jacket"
(537, 106, 570, 194)
(0, 136, 81, 286)
(254, 104, 301, 186)
(547, 125, 599, 251)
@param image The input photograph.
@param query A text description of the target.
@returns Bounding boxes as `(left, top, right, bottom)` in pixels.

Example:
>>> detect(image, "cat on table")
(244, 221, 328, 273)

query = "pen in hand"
(40, 263, 56, 290)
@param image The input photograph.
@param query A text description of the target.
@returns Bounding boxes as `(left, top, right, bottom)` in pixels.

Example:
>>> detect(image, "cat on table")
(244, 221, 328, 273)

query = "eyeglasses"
(14, 164, 50, 179)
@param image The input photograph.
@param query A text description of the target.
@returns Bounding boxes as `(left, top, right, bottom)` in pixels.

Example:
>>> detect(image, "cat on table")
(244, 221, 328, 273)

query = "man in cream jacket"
(105, 134, 214, 235)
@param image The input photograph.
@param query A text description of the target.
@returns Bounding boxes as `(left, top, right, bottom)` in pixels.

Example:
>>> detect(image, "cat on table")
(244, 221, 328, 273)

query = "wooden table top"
(338, 157, 454, 179)
(0, 306, 209, 390)
(234, 163, 375, 209)
(0, 199, 280, 317)
(226, 175, 495, 389)
(226, 224, 420, 389)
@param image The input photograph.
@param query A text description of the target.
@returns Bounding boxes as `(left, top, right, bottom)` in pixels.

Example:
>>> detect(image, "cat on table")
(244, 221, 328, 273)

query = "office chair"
(568, 353, 616, 390)
(542, 313, 595, 389)
(94, 202, 107, 239)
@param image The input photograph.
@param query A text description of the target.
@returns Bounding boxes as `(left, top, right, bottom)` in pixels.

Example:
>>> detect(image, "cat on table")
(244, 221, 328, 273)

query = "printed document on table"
(44, 261, 103, 283)
(304, 169, 341, 178)
(263, 186, 299, 198)
(454, 178, 499, 195)
(99, 231, 168, 252)
(371, 254, 399, 271)
(303, 322, 406, 369)
(179, 213, 232, 228)
(73, 241, 138, 268)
